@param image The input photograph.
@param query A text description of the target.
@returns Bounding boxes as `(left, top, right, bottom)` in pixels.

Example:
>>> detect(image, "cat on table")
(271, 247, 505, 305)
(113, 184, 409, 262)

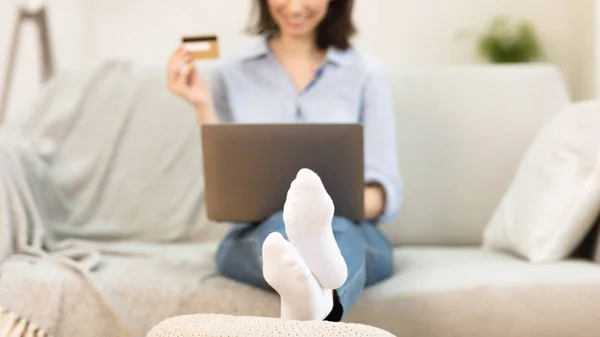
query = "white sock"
(262, 232, 333, 321)
(283, 168, 348, 290)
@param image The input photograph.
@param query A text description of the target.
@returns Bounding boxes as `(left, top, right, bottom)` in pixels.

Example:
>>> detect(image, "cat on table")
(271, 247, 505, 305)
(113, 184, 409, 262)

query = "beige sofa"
(2, 62, 599, 337)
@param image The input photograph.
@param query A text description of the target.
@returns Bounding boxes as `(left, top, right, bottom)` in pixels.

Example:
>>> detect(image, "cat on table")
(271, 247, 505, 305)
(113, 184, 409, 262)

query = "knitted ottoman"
(147, 314, 395, 337)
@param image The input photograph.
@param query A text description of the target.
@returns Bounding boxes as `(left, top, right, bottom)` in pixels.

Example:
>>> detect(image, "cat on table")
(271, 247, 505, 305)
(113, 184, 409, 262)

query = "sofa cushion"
(349, 247, 600, 337)
(0, 242, 278, 337)
(386, 65, 570, 246)
(483, 100, 600, 262)
(3, 244, 600, 337)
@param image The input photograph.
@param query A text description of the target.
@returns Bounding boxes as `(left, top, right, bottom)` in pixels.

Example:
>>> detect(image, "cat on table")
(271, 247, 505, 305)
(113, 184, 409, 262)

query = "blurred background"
(0, 0, 598, 121)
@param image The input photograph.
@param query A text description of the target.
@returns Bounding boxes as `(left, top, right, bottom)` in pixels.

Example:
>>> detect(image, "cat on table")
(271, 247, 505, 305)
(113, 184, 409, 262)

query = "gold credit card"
(182, 35, 220, 60)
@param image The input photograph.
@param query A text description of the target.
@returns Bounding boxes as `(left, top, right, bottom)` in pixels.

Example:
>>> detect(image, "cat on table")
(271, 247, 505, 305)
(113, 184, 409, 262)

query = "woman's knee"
(331, 216, 360, 236)
(265, 210, 284, 223)
(215, 213, 286, 278)
(215, 232, 267, 286)
(215, 224, 258, 275)
(215, 237, 234, 275)
(257, 211, 287, 239)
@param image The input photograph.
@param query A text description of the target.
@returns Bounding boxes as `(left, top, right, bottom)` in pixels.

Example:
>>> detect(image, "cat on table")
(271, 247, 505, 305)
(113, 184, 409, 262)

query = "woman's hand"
(364, 185, 386, 220)
(167, 46, 217, 124)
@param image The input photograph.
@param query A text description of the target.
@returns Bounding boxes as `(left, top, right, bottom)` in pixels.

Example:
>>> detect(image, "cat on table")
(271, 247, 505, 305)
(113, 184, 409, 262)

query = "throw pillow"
(483, 100, 600, 263)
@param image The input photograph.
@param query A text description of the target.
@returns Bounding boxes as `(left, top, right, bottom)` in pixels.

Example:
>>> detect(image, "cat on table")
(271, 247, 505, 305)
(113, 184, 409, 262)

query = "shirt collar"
(241, 39, 271, 60)
(325, 46, 352, 66)
(241, 39, 352, 66)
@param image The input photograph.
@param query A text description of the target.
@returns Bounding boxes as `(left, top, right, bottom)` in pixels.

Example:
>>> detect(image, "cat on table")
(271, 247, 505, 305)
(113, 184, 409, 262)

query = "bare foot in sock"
(283, 169, 348, 290)
(262, 232, 333, 321)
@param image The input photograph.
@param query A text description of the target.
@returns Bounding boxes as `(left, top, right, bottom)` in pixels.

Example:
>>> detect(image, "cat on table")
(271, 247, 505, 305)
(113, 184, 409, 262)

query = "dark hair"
(247, 0, 356, 50)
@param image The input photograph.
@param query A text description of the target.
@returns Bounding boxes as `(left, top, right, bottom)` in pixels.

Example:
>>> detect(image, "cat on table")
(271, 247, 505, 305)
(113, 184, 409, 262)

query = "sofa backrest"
(198, 63, 571, 246)
(9, 61, 569, 246)
(384, 65, 570, 246)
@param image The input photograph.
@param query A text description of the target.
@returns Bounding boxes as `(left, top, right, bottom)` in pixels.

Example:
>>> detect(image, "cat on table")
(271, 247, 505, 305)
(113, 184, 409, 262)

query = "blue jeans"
(216, 211, 394, 320)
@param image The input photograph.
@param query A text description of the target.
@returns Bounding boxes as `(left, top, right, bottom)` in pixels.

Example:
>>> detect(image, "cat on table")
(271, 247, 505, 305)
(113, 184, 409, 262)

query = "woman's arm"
(361, 61, 404, 221)
(195, 101, 218, 124)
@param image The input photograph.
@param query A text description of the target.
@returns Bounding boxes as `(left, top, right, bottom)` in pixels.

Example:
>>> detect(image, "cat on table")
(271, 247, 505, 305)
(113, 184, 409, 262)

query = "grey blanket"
(0, 61, 266, 337)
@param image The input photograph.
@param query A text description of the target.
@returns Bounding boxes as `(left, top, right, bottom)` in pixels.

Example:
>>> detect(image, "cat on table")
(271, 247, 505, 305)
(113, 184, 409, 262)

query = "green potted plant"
(477, 16, 544, 63)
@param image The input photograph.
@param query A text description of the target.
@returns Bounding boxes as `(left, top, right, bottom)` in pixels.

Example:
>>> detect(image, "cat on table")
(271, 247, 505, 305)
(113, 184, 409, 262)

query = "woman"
(167, 0, 402, 322)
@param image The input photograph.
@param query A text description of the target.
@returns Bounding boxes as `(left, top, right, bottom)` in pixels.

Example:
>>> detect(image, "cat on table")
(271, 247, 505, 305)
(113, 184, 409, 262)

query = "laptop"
(201, 124, 364, 223)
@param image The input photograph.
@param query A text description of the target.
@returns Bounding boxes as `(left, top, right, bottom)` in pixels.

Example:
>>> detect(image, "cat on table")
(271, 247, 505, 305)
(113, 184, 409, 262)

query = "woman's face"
(267, 0, 330, 38)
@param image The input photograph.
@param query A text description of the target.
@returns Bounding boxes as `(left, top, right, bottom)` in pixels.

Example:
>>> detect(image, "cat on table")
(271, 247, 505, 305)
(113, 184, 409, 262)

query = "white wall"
(596, 0, 600, 98)
(1, 0, 598, 120)
(84, 0, 256, 65)
(356, 0, 598, 101)
(567, 0, 597, 100)
(0, 0, 87, 121)
(82, 0, 598, 100)
(0, 1, 41, 121)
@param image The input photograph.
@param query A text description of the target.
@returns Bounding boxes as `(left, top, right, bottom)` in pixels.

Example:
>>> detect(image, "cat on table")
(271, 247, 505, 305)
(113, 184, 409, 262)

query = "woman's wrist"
(194, 101, 218, 125)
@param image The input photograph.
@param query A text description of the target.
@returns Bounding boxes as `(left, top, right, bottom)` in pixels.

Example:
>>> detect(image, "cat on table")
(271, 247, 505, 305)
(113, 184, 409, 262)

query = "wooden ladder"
(0, 5, 54, 124)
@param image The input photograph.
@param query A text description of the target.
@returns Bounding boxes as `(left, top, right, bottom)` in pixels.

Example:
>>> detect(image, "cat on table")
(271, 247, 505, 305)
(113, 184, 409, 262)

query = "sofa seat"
(349, 247, 600, 337)
(0, 243, 279, 337)
(2, 243, 600, 337)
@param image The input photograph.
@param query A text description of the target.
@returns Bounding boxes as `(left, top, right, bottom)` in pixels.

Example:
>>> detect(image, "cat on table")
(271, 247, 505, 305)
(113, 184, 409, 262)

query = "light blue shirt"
(210, 40, 403, 220)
